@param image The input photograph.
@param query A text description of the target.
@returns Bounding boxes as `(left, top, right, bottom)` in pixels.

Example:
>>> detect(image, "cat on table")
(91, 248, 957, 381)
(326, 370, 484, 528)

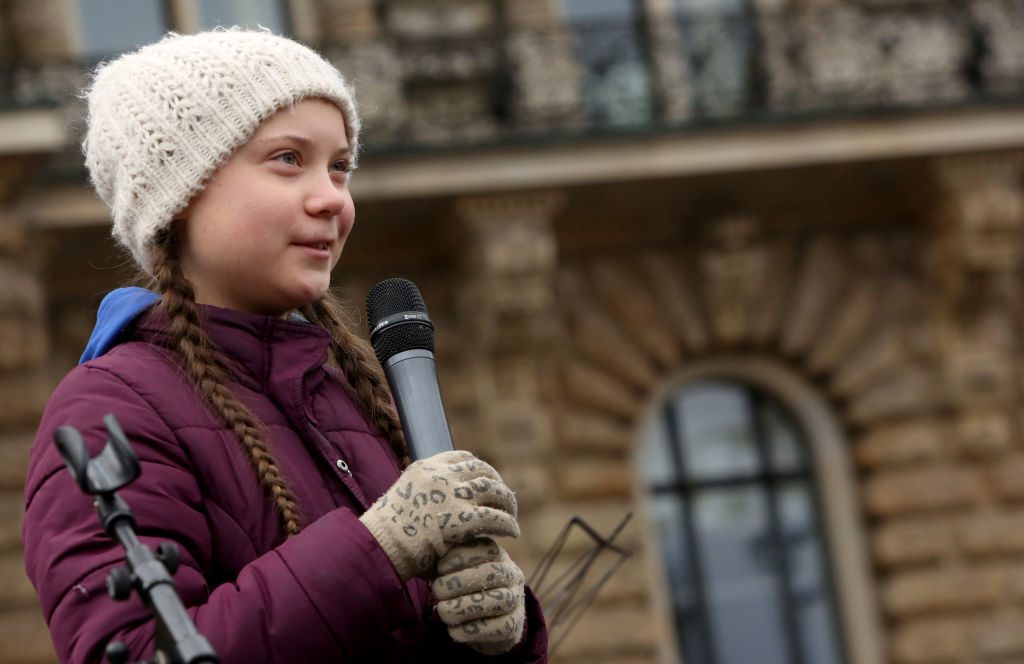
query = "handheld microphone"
(366, 278, 454, 460)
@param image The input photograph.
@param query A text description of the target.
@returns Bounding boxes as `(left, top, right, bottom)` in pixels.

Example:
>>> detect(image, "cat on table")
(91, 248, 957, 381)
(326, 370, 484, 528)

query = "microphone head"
(366, 278, 436, 364)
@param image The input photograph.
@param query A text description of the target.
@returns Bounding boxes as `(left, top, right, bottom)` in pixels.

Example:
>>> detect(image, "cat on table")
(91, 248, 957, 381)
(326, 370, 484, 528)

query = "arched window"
(641, 361, 873, 664)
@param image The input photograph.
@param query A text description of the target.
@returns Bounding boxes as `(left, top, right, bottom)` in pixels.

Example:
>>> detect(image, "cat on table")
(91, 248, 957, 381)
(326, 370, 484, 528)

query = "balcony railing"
(2, 0, 1023, 155)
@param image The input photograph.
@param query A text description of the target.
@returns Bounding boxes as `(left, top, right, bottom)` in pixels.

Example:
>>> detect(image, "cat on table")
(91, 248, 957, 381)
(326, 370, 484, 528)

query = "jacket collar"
(135, 304, 332, 393)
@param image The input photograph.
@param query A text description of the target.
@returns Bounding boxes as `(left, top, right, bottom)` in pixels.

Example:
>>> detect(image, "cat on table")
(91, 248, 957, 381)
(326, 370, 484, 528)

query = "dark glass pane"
(79, 0, 165, 58)
(560, 0, 636, 21)
(759, 396, 806, 472)
(648, 493, 710, 663)
(642, 410, 679, 486)
(674, 0, 747, 15)
(677, 381, 760, 480)
(200, 0, 287, 33)
(778, 482, 844, 664)
(695, 487, 789, 664)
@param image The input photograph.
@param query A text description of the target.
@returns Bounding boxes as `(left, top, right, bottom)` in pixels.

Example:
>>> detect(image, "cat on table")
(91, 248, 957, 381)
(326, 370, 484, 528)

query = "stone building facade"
(3, 0, 1024, 662)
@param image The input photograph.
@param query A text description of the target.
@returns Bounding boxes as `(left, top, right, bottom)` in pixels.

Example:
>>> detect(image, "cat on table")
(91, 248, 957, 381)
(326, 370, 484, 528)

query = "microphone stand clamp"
(54, 413, 218, 664)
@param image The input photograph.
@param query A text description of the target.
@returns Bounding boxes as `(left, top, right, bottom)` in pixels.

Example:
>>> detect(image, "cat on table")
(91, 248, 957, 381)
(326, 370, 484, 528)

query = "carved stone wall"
(0, 164, 57, 662)
(545, 154, 1024, 664)
(455, 193, 563, 561)
(5, 0, 71, 60)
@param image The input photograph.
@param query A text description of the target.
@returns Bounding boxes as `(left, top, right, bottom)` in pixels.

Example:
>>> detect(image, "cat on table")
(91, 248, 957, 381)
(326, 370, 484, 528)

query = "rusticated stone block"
(0, 374, 51, 429)
(808, 279, 880, 374)
(557, 459, 634, 501)
(551, 604, 657, 661)
(883, 565, 1005, 617)
(0, 551, 41, 610)
(991, 454, 1024, 501)
(483, 402, 553, 453)
(846, 366, 939, 426)
(0, 491, 23, 552)
(890, 615, 971, 663)
(959, 511, 1024, 557)
(864, 465, 985, 516)
(562, 363, 640, 421)
(973, 616, 1024, 659)
(854, 420, 949, 469)
(496, 461, 550, 512)
(953, 409, 1013, 459)
(590, 261, 680, 371)
(0, 261, 44, 316)
(640, 253, 709, 354)
(780, 236, 848, 358)
(873, 516, 954, 567)
(555, 412, 632, 454)
(945, 344, 1015, 408)
(0, 317, 47, 373)
(568, 301, 659, 392)
(830, 332, 907, 399)
(0, 431, 33, 491)
(0, 607, 56, 664)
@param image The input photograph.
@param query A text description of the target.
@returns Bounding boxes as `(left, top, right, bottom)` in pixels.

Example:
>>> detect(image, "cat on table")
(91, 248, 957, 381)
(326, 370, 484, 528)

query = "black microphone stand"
(53, 414, 219, 664)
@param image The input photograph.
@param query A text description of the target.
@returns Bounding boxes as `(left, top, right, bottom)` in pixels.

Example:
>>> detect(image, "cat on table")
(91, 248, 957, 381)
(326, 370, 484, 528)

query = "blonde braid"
(150, 235, 303, 537)
(300, 294, 409, 467)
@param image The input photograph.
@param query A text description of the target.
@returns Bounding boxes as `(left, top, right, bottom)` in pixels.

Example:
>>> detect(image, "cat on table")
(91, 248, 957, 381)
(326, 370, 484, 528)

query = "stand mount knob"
(107, 566, 134, 601)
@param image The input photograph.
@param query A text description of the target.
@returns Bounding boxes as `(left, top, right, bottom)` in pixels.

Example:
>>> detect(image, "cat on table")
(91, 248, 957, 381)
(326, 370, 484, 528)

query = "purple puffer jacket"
(23, 303, 548, 663)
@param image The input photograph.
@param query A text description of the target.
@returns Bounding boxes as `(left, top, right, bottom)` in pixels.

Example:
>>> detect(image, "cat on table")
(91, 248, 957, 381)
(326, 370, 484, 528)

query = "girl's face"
(178, 98, 354, 316)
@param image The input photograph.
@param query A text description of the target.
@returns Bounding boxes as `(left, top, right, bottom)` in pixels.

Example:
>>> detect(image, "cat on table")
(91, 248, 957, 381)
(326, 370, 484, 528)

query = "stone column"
(314, 0, 380, 41)
(0, 194, 56, 659)
(930, 153, 1024, 470)
(889, 153, 1024, 663)
(455, 192, 563, 568)
(9, 0, 73, 59)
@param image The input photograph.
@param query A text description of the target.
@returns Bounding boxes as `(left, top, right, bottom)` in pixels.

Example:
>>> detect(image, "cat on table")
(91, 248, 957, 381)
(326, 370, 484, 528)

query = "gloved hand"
(361, 450, 519, 581)
(431, 537, 527, 655)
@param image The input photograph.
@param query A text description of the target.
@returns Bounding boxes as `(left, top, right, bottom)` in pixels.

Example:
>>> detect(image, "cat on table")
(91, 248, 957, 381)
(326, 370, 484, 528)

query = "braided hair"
(148, 231, 406, 537)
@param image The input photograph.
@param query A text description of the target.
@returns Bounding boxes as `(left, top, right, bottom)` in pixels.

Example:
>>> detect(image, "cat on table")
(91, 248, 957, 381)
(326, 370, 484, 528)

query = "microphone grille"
(366, 278, 435, 364)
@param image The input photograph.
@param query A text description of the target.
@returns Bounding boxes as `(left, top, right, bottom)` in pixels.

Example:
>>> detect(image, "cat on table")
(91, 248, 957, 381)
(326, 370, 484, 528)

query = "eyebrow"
(250, 134, 351, 156)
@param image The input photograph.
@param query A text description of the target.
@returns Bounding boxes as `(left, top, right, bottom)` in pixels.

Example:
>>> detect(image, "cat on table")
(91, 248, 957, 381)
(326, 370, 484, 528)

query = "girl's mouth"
(294, 242, 332, 259)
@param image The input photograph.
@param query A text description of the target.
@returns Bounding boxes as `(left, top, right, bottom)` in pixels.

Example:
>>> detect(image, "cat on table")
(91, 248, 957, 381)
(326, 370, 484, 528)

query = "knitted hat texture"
(82, 28, 360, 275)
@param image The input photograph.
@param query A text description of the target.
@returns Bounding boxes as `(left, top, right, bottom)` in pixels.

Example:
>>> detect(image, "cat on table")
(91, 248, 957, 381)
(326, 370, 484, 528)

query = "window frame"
(635, 356, 884, 664)
(65, 0, 294, 59)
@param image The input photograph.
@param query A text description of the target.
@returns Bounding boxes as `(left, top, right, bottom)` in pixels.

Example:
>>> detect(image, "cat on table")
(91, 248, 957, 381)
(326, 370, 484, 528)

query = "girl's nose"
(306, 173, 347, 217)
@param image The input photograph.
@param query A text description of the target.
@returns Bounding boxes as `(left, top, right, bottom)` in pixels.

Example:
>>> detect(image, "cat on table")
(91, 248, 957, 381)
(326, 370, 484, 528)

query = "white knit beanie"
(82, 28, 360, 276)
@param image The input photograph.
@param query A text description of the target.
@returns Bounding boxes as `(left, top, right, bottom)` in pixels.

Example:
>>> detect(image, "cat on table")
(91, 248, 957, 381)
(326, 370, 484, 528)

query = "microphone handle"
(383, 349, 455, 460)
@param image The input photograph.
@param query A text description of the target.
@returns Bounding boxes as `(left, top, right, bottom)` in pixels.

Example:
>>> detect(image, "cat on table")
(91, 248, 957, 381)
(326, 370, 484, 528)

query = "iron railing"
(2, 0, 1023, 153)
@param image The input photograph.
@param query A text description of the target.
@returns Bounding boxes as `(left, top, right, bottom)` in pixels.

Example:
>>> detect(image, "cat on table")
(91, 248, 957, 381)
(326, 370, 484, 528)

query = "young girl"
(23, 28, 547, 663)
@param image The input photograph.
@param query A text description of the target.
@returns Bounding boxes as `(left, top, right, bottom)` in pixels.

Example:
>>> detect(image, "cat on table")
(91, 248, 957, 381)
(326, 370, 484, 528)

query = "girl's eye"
(274, 151, 299, 166)
(331, 159, 351, 173)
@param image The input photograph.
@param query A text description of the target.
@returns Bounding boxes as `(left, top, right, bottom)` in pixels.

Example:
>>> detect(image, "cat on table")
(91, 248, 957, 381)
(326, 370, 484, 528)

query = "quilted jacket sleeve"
(23, 363, 420, 663)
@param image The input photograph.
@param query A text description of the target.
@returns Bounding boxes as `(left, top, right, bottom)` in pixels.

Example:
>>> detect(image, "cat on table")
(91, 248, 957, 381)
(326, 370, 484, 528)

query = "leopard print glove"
(431, 537, 527, 655)
(361, 450, 519, 581)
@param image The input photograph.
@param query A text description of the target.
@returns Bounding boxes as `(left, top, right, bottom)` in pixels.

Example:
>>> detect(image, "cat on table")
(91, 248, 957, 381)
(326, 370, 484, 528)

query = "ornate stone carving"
(456, 191, 563, 509)
(931, 154, 1024, 315)
(700, 214, 769, 347)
